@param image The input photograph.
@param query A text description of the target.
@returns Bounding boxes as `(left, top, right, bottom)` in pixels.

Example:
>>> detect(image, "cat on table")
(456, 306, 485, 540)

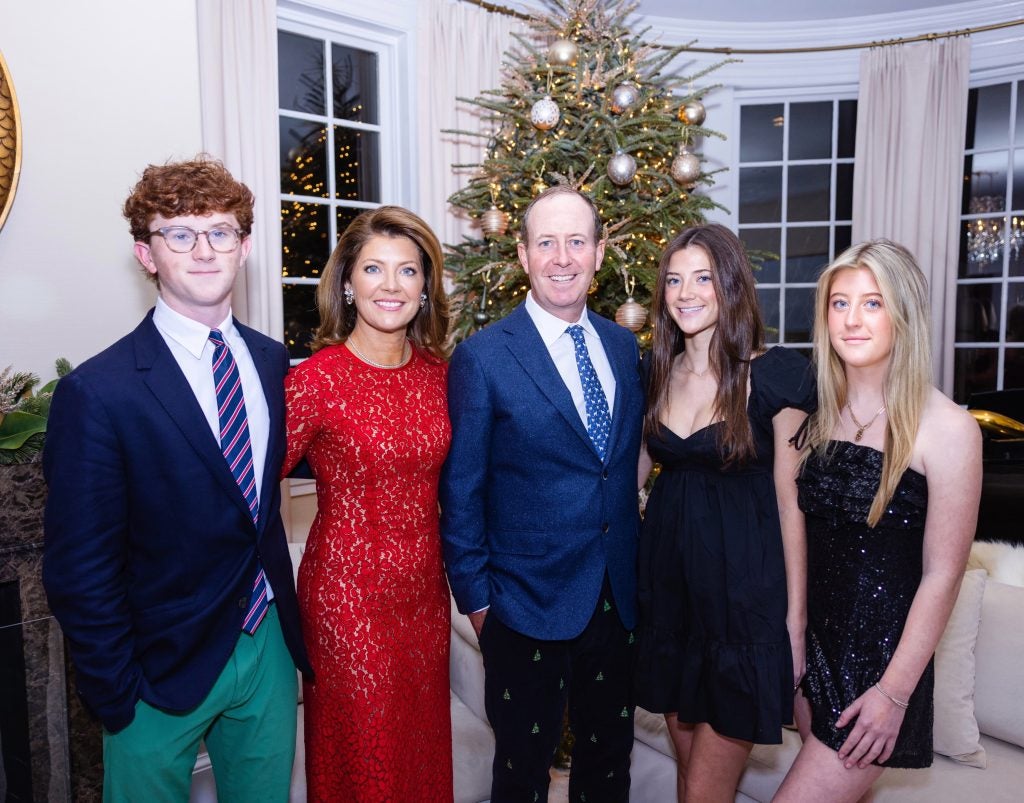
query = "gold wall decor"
(0, 48, 22, 232)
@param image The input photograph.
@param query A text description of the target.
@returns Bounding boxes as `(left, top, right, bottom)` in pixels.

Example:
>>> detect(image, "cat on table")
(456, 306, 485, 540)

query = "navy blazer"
(42, 311, 311, 733)
(440, 304, 644, 640)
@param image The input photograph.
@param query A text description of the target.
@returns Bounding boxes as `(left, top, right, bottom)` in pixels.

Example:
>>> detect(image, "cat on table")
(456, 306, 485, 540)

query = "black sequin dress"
(798, 441, 933, 768)
(635, 347, 816, 745)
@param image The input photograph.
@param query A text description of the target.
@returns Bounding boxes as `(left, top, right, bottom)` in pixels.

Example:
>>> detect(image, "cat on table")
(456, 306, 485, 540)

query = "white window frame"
(277, 2, 411, 364)
(954, 76, 1024, 401)
(735, 94, 857, 349)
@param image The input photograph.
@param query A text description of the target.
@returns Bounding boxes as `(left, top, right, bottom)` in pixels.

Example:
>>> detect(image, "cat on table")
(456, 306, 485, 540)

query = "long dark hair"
(644, 224, 764, 466)
(312, 206, 450, 360)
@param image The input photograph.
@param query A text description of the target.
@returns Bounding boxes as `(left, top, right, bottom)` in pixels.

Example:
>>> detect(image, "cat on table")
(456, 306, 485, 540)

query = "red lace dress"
(283, 343, 453, 803)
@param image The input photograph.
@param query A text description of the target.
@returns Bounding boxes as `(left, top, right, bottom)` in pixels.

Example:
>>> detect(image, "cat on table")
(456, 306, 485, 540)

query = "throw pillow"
(932, 568, 987, 768)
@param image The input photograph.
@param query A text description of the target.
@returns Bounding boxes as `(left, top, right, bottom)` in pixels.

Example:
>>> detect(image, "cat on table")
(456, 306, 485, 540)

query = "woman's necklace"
(347, 338, 411, 369)
(847, 402, 886, 442)
(680, 358, 711, 377)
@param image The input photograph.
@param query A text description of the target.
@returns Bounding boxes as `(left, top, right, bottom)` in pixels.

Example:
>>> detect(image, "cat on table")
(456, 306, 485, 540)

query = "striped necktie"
(566, 325, 612, 460)
(209, 328, 267, 634)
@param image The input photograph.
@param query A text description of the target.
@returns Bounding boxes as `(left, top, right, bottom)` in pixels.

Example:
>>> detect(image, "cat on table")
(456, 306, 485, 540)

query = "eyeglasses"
(147, 225, 244, 253)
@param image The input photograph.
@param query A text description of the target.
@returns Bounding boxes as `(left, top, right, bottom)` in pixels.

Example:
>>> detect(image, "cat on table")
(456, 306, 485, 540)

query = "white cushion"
(973, 580, 1024, 748)
(932, 569, 987, 767)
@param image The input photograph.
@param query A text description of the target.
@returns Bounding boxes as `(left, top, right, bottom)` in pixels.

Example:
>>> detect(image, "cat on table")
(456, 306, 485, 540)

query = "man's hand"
(469, 609, 487, 639)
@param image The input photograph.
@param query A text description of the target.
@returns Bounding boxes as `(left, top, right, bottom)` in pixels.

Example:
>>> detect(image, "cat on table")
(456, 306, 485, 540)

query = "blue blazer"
(440, 304, 644, 640)
(42, 311, 311, 733)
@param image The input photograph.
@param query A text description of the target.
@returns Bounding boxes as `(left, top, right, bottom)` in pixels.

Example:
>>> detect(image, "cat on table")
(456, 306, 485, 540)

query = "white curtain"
(416, 0, 526, 248)
(851, 37, 971, 395)
(197, 0, 282, 338)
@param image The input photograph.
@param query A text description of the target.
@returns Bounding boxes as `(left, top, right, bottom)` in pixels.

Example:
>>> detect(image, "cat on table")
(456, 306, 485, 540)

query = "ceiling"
(627, 1, 963, 22)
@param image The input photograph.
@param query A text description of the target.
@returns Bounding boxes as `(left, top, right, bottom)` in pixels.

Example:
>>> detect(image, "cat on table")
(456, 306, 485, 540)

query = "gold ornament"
(480, 204, 510, 238)
(678, 99, 706, 126)
(610, 82, 641, 114)
(615, 297, 648, 332)
(607, 149, 637, 186)
(531, 177, 547, 196)
(548, 38, 578, 65)
(670, 144, 701, 185)
(531, 95, 560, 130)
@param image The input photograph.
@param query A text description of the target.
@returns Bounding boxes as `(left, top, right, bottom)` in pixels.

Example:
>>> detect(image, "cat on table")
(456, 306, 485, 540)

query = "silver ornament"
(531, 95, 560, 131)
(679, 99, 706, 127)
(473, 310, 492, 326)
(614, 297, 648, 332)
(670, 146, 701, 185)
(480, 205, 510, 238)
(548, 38, 578, 65)
(610, 82, 641, 114)
(607, 149, 637, 186)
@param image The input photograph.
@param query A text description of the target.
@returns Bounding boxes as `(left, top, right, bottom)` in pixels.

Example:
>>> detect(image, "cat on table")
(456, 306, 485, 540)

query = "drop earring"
(419, 293, 427, 309)
(344, 287, 354, 305)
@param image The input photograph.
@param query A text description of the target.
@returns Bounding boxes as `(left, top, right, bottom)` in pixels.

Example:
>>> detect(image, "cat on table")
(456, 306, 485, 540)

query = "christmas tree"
(445, 0, 727, 342)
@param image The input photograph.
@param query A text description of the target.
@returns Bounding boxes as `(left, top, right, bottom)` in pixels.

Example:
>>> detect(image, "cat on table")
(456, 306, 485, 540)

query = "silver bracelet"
(874, 682, 910, 710)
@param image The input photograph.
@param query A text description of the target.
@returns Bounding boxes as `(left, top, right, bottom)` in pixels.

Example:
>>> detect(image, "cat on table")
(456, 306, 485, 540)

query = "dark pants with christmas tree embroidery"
(480, 575, 635, 803)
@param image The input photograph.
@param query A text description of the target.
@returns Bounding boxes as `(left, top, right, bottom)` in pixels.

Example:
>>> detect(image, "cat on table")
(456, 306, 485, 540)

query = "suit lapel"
(237, 320, 282, 536)
(502, 305, 596, 455)
(134, 314, 257, 528)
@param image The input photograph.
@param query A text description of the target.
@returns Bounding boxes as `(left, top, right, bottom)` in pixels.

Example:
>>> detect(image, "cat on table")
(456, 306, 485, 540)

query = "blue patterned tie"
(209, 329, 267, 634)
(567, 325, 612, 459)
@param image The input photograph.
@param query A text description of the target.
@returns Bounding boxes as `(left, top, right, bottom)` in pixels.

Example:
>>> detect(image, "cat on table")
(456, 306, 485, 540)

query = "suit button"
(238, 596, 248, 609)
(602, 523, 609, 533)
(602, 469, 609, 479)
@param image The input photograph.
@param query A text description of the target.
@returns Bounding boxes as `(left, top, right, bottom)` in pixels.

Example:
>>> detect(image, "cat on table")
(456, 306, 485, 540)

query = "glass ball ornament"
(670, 146, 701, 185)
(548, 38, 578, 65)
(615, 297, 648, 332)
(607, 149, 637, 186)
(473, 309, 492, 326)
(531, 95, 560, 131)
(610, 82, 641, 114)
(480, 204, 510, 238)
(678, 99, 706, 127)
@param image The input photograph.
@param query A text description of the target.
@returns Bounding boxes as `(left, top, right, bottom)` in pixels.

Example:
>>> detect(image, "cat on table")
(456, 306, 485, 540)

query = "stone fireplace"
(0, 462, 101, 802)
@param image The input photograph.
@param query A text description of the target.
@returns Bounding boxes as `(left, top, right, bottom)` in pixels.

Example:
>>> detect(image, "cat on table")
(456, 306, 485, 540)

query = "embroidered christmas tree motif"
(590, 733, 598, 743)
(628, 632, 635, 644)
(595, 671, 604, 681)
(603, 598, 612, 612)
(506, 758, 513, 770)
(559, 677, 565, 689)
(503, 688, 511, 701)
(531, 722, 540, 734)
(532, 649, 542, 662)
(620, 707, 629, 717)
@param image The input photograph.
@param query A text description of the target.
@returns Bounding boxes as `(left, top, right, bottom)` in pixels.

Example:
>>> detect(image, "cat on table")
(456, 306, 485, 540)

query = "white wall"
(0, 0, 203, 380)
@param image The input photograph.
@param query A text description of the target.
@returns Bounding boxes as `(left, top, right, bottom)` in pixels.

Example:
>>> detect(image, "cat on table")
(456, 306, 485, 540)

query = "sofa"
(449, 540, 1024, 802)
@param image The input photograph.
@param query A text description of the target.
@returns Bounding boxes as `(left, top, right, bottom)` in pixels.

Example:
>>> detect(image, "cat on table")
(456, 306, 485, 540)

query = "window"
(736, 98, 857, 351)
(277, 13, 400, 360)
(954, 80, 1024, 402)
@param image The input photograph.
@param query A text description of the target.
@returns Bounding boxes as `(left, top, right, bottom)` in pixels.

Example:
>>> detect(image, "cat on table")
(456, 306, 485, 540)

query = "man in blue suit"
(441, 186, 644, 802)
(42, 157, 311, 802)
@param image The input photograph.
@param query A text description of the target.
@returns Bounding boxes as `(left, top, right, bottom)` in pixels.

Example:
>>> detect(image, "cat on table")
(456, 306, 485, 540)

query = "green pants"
(102, 605, 298, 803)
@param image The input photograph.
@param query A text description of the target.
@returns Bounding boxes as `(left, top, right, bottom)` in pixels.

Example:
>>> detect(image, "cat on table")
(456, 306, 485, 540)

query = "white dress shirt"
(152, 297, 273, 600)
(525, 291, 616, 421)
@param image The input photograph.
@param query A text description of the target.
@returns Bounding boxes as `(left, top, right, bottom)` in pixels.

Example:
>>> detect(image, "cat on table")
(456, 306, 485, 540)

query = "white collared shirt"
(152, 297, 274, 601)
(524, 291, 616, 422)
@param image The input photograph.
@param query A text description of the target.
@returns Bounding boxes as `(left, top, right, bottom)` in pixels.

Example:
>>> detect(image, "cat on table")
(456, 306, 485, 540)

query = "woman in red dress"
(282, 206, 452, 802)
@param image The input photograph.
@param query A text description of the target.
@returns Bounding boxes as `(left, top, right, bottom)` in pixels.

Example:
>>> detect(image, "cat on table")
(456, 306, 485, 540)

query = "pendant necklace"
(847, 402, 886, 442)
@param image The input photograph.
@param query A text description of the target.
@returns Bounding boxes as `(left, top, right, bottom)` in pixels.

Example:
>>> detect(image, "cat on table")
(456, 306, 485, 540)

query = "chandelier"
(965, 181, 1023, 273)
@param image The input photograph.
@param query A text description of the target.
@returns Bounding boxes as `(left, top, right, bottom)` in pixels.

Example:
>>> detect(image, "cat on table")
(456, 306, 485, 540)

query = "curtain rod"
(458, 1, 1024, 54)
